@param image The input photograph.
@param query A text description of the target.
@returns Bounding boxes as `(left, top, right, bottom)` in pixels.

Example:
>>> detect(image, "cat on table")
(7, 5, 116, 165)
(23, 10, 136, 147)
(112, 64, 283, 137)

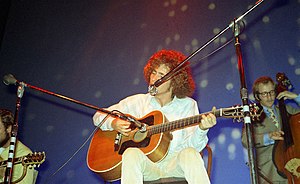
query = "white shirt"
(93, 93, 208, 154)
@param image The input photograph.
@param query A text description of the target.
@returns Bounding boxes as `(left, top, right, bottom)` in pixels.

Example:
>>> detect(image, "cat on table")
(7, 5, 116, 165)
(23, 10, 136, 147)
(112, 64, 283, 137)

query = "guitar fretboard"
(148, 109, 222, 135)
(0, 158, 22, 168)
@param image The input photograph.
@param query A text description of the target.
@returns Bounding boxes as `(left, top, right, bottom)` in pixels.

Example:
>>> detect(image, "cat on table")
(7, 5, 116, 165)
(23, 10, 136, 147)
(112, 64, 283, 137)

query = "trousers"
(121, 147, 210, 184)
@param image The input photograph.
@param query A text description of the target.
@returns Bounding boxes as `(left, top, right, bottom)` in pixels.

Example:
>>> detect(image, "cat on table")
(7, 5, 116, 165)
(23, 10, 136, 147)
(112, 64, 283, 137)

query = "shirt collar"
(262, 105, 276, 116)
(149, 94, 178, 108)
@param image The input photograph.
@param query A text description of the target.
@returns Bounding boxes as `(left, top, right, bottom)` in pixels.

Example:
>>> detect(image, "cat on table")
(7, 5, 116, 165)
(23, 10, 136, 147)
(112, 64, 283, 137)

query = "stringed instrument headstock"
(221, 103, 263, 122)
(22, 152, 46, 168)
(276, 72, 293, 93)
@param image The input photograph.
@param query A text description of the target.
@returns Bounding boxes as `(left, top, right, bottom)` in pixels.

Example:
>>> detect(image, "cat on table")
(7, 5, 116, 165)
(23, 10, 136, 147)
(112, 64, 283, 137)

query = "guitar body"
(273, 113, 300, 184)
(86, 110, 173, 182)
(273, 73, 300, 184)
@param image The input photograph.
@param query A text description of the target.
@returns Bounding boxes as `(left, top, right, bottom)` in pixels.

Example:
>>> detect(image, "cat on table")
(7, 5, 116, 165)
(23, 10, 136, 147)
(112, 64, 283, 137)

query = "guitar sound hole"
(118, 115, 155, 155)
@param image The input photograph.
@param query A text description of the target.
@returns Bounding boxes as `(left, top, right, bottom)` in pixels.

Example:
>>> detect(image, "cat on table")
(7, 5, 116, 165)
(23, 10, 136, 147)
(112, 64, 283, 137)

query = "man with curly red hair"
(93, 50, 216, 184)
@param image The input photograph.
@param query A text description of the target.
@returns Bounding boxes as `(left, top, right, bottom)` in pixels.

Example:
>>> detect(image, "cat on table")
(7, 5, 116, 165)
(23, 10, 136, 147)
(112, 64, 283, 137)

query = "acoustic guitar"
(87, 104, 262, 181)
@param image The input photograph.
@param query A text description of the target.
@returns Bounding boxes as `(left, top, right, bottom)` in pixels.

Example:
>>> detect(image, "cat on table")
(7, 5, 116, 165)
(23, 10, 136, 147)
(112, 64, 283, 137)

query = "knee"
(180, 147, 199, 156)
(122, 148, 144, 163)
(178, 147, 202, 163)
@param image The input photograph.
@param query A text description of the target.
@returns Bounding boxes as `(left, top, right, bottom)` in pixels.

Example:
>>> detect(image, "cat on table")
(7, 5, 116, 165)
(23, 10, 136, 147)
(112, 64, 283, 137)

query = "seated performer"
(93, 50, 217, 184)
(0, 108, 37, 184)
(242, 76, 300, 184)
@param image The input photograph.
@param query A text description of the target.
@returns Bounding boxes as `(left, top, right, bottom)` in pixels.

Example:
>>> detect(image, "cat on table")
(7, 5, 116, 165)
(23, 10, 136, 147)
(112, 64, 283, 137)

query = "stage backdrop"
(0, 0, 299, 183)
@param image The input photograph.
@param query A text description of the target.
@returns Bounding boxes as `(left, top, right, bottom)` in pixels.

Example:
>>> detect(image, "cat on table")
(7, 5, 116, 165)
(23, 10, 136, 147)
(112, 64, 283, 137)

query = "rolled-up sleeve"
(92, 94, 147, 131)
(93, 111, 115, 130)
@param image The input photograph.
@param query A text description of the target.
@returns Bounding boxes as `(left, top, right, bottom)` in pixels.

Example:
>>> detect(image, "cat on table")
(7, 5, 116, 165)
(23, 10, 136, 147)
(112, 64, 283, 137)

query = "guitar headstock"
(22, 152, 46, 168)
(221, 103, 263, 122)
(276, 72, 293, 92)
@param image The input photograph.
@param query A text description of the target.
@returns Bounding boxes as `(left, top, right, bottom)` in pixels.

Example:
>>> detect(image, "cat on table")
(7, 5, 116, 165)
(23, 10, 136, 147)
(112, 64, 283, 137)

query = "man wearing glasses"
(242, 76, 300, 184)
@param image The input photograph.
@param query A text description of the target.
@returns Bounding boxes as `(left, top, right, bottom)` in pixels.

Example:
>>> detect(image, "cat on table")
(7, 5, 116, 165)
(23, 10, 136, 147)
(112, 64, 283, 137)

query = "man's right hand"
(112, 118, 131, 136)
(268, 130, 284, 140)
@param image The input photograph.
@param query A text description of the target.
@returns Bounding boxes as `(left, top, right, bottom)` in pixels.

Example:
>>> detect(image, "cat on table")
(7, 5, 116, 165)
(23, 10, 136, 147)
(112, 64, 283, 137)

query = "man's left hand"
(199, 107, 217, 130)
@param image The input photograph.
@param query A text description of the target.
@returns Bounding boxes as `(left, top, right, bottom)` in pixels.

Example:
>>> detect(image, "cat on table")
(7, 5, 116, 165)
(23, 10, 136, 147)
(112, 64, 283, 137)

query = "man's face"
(149, 64, 172, 95)
(257, 81, 276, 108)
(0, 118, 10, 147)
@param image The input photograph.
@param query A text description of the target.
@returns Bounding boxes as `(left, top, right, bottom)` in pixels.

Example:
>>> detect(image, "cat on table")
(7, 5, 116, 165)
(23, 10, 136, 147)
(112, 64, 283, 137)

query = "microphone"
(148, 78, 165, 96)
(148, 85, 158, 96)
(3, 74, 26, 98)
(3, 74, 18, 86)
(118, 114, 147, 132)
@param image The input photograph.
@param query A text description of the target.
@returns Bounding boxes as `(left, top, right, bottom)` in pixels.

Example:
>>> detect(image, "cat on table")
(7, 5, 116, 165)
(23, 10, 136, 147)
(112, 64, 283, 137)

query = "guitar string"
(43, 112, 112, 184)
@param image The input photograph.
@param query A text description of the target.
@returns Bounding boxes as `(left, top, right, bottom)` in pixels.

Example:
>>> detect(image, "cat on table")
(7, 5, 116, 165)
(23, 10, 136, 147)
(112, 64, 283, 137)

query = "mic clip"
(126, 116, 147, 133)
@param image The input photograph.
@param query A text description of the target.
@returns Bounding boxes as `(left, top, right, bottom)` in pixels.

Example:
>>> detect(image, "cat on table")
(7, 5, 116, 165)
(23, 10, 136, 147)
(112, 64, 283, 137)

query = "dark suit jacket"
(242, 105, 300, 184)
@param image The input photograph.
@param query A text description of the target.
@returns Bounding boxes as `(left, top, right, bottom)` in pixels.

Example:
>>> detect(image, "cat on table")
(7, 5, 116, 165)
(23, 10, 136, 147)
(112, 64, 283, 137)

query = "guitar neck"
(0, 157, 22, 168)
(148, 109, 222, 135)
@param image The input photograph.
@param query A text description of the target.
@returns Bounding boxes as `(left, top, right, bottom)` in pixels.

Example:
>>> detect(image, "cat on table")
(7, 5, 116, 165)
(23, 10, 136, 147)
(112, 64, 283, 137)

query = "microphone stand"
(22, 82, 144, 128)
(2, 74, 144, 183)
(3, 74, 143, 125)
(232, 20, 258, 184)
(149, 0, 264, 96)
(148, 1, 265, 184)
(3, 82, 25, 184)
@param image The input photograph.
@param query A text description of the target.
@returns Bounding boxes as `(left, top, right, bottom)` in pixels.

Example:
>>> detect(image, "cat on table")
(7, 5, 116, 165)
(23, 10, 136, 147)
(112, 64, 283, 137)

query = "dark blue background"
(1, 0, 299, 183)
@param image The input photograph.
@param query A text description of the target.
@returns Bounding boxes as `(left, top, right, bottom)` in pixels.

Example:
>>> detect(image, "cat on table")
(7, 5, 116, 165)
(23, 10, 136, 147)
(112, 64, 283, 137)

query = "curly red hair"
(144, 50, 195, 98)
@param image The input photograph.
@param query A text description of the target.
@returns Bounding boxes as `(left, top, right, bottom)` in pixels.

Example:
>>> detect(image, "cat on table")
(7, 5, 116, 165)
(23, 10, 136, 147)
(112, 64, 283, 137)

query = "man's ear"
(254, 93, 260, 101)
(6, 125, 12, 134)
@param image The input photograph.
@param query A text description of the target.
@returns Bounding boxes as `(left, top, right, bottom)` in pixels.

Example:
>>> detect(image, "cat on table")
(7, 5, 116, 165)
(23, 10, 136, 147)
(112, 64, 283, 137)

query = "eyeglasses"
(258, 90, 276, 97)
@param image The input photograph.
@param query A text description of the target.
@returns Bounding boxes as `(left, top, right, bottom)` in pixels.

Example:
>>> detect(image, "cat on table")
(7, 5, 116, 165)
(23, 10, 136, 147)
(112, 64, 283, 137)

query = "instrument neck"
(278, 99, 293, 148)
